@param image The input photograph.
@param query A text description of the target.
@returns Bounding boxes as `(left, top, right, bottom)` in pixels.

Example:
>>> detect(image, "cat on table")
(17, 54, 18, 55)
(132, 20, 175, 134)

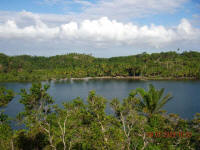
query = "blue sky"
(0, 0, 98, 15)
(0, 0, 200, 57)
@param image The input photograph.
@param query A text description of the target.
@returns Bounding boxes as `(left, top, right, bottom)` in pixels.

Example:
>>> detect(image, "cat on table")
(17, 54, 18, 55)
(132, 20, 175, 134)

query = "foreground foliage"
(0, 86, 14, 150)
(0, 51, 200, 81)
(0, 83, 199, 150)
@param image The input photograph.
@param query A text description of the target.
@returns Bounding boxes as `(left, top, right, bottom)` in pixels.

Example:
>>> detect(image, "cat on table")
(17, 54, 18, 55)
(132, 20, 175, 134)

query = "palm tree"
(136, 84, 172, 118)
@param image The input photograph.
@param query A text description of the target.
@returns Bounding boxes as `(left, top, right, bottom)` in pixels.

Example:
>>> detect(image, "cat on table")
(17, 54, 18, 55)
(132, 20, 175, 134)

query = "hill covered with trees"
(0, 51, 200, 81)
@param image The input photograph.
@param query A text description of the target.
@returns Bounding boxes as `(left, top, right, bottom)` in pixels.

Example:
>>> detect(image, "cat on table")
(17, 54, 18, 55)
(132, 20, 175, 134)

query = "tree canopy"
(0, 51, 200, 81)
(0, 83, 199, 150)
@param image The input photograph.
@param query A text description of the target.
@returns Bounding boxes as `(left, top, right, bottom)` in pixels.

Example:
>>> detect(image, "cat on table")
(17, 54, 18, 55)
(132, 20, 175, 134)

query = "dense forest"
(0, 51, 200, 81)
(0, 83, 200, 150)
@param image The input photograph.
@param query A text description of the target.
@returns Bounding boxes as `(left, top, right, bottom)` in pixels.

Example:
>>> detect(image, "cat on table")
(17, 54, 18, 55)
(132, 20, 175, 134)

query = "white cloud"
(0, 16, 199, 51)
(80, 0, 188, 20)
(38, 0, 188, 21)
(0, 0, 189, 27)
(73, 0, 93, 6)
(0, 0, 199, 57)
(0, 11, 74, 27)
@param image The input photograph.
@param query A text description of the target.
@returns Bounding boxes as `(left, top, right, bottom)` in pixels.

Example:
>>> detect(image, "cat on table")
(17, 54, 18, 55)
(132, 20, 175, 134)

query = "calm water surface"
(1, 79, 200, 121)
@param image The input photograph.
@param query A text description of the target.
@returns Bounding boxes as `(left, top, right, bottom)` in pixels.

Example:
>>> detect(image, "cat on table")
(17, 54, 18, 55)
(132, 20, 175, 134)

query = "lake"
(1, 79, 200, 121)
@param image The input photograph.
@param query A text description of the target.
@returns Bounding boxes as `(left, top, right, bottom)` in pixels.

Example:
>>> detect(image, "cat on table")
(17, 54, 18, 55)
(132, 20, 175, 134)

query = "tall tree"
(111, 91, 150, 150)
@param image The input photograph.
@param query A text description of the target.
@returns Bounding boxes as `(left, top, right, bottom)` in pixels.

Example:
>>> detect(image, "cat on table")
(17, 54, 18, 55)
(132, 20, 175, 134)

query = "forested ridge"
(0, 51, 200, 81)
(0, 83, 200, 150)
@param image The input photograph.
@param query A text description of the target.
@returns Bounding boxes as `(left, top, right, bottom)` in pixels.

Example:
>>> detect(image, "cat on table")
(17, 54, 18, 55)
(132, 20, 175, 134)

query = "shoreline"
(56, 76, 199, 81)
(0, 76, 199, 83)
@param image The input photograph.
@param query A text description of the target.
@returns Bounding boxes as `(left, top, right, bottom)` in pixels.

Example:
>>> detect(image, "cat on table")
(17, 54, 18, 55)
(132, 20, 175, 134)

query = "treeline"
(0, 84, 200, 150)
(0, 51, 200, 81)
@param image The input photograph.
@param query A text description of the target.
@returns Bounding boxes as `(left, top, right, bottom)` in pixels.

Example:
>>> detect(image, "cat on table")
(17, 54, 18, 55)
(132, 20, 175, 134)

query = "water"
(1, 79, 200, 122)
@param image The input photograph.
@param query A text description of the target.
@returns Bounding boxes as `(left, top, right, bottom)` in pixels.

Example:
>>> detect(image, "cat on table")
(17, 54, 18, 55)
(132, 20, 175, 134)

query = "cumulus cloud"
(0, 16, 199, 49)
(0, 6, 200, 57)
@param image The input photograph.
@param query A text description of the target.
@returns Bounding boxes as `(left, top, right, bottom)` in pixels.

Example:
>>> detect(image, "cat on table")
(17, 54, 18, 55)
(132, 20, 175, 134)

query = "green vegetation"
(136, 84, 173, 119)
(0, 51, 200, 81)
(0, 83, 200, 150)
(0, 86, 14, 107)
(0, 86, 15, 150)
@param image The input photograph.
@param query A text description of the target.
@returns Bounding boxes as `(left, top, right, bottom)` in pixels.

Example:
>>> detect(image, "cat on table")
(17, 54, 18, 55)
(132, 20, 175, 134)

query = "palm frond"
(156, 94, 173, 113)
